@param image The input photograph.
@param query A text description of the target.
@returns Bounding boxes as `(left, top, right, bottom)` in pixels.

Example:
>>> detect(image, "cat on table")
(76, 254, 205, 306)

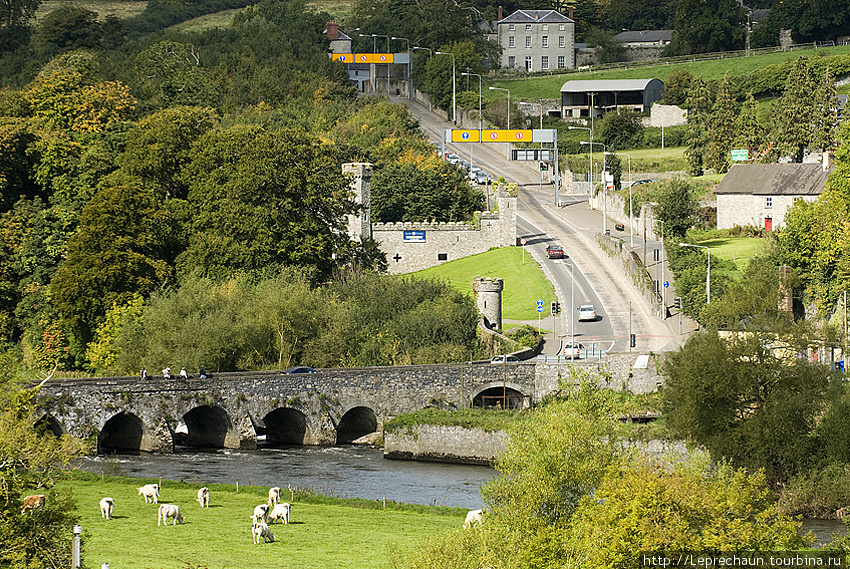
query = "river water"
(77, 446, 846, 546)
(77, 445, 492, 509)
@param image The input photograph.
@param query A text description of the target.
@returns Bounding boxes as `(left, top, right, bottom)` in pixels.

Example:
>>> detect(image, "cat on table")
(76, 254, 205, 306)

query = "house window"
(559, 35, 565, 47)
(526, 36, 532, 48)
(509, 24, 515, 31)
(437, 253, 448, 261)
(765, 197, 773, 208)
(525, 56, 533, 72)
(559, 24, 565, 31)
(542, 36, 548, 47)
(508, 56, 516, 67)
(509, 36, 515, 47)
(558, 55, 565, 68)
(526, 24, 532, 31)
(542, 56, 549, 69)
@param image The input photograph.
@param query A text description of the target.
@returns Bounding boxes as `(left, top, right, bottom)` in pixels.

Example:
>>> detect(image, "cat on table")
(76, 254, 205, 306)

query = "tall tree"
(811, 67, 840, 156)
(772, 56, 816, 163)
(670, 0, 746, 54)
(0, 0, 39, 50)
(654, 178, 699, 238)
(734, 93, 768, 163)
(705, 75, 736, 174)
(684, 76, 713, 176)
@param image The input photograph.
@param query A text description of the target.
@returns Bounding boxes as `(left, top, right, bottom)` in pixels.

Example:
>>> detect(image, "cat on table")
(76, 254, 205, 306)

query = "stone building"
(496, 8, 575, 72)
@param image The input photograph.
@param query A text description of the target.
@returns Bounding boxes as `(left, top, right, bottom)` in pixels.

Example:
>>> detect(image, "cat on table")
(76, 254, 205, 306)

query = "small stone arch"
(35, 414, 64, 438)
(472, 383, 529, 409)
(99, 411, 144, 454)
(336, 406, 378, 444)
(260, 408, 308, 446)
(181, 405, 233, 449)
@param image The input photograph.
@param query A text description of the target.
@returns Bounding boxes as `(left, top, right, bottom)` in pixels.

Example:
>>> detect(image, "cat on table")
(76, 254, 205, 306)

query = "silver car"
(578, 305, 597, 322)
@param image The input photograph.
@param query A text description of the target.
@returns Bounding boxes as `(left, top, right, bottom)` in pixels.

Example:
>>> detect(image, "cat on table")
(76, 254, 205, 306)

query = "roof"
(714, 163, 833, 196)
(560, 79, 662, 93)
(498, 9, 573, 24)
(611, 30, 673, 43)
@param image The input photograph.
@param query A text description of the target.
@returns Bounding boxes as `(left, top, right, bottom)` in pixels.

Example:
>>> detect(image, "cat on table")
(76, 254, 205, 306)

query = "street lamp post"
(435, 51, 456, 125)
(391, 36, 410, 99)
(581, 141, 607, 233)
(605, 151, 633, 248)
(679, 243, 711, 304)
(568, 125, 592, 194)
(412, 46, 432, 109)
(488, 86, 510, 129)
(460, 71, 482, 130)
(372, 34, 390, 96)
(569, 262, 575, 361)
(656, 219, 666, 317)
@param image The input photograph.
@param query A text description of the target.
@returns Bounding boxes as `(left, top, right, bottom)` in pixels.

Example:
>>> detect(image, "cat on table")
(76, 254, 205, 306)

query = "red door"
(765, 217, 773, 231)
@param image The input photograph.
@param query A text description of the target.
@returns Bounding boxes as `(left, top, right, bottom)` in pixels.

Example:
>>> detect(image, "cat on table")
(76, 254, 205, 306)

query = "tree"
(596, 108, 643, 151)
(811, 67, 840, 155)
(600, 0, 676, 32)
(771, 56, 816, 163)
(134, 40, 221, 109)
(734, 93, 767, 163)
(660, 68, 692, 107)
(0, 0, 39, 50)
(0, 118, 37, 212)
(33, 6, 101, 50)
(705, 75, 736, 174)
(684, 77, 713, 176)
(654, 178, 698, 238)
(669, 0, 746, 54)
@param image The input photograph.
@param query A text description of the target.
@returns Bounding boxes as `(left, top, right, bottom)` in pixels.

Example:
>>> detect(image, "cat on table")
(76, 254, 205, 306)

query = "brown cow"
(21, 494, 45, 515)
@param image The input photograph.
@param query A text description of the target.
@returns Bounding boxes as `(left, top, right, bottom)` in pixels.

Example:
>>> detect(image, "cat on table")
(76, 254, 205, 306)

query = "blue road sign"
(537, 305, 543, 313)
(462, 131, 470, 140)
(663, 281, 670, 288)
(537, 299, 544, 313)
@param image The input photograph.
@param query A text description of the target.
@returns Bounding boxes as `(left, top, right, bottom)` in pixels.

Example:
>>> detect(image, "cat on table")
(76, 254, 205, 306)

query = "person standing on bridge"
(163, 366, 171, 379)
(140, 367, 147, 380)
(199, 365, 207, 379)
(180, 367, 188, 379)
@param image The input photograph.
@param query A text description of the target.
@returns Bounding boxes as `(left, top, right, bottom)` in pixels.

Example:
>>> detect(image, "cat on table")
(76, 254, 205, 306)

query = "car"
(281, 366, 317, 374)
(546, 244, 565, 259)
(578, 304, 597, 322)
(491, 354, 521, 364)
(457, 159, 472, 171)
(630, 179, 657, 186)
(471, 171, 491, 185)
(562, 343, 584, 358)
(444, 152, 460, 164)
(615, 222, 625, 231)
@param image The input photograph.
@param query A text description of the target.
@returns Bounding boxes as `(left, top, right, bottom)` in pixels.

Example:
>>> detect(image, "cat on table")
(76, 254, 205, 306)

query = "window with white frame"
(557, 55, 565, 68)
(542, 24, 548, 31)
(559, 35, 565, 47)
(559, 24, 565, 30)
(526, 24, 532, 31)
(509, 36, 515, 47)
(509, 24, 515, 31)
(508, 56, 516, 67)
(542, 36, 548, 47)
(526, 36, 532, 47)
(542, 56, 549, 69)
(765, 197, 773, 208)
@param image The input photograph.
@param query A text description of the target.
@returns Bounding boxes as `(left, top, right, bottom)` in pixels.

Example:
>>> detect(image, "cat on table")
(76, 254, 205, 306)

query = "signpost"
(731, 149, 749, 162)
(537, 299, 543, 334)
(520, 237, 527, 263)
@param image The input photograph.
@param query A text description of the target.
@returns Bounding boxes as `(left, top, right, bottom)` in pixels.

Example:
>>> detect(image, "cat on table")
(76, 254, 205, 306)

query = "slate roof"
(498, 9, 573, 24)
(560, 79, 661, 93)
(611, 30, 673, 43)
(714, 163, 832, 196)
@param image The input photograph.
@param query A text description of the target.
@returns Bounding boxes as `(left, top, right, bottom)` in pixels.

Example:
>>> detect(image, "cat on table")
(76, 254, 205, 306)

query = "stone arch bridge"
(36, 362, 545, 454)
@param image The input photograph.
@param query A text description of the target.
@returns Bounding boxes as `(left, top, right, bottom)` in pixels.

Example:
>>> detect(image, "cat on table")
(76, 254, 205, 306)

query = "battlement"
(372, 220, 478, 231)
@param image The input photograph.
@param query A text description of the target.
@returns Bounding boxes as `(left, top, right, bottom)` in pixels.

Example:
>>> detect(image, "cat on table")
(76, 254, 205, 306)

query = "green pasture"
(61, 472, 465, 569)
(168, 9, 241, 32)
(407, 247, 555, 321)
(37, 0, 148, 20)
(703, 237, 766, 274)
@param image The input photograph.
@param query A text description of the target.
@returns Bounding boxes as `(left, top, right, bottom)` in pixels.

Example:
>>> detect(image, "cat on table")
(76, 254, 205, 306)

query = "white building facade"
(496, 9, 575, 72)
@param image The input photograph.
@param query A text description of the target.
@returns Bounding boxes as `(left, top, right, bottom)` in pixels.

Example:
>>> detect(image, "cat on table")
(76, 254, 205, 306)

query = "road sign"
(331, 53, 354, 62)
(731, 149, 749, 161)
(537, 305, 543, 313)
(663, 281, 670, 288)
(520, 238, 527, 245)
(354, 53, 395, 64)
(511, 149, 551, 161)
(482, 129, 532, 143)
(450, 129, 481, 143)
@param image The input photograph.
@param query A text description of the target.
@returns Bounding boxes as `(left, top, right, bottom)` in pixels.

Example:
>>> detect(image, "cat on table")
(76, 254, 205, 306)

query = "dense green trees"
(668, 0, 745, 54)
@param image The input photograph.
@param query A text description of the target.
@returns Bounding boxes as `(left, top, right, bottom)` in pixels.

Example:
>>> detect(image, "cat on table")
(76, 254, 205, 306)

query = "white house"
(496, 8, 575, 72)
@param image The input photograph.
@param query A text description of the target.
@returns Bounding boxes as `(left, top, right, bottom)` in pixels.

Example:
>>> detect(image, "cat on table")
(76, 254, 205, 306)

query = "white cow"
(268, 502, 290, 524)
(157, 503, 184, 526)
(197, 487, 210, 508)
(137, 484, 159, 504)
(268, 487, 281, 506)
(252, 503, 269, 523)
(252, 520, 275, 544)
(463, 509, 484, 528)
(99, 497, 115, 519)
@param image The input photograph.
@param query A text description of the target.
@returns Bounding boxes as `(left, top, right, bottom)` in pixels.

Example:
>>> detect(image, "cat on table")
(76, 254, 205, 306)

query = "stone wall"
(384, 425, 507, 465)
(594, 233, 664, 319)
(534, 352, 662, 396)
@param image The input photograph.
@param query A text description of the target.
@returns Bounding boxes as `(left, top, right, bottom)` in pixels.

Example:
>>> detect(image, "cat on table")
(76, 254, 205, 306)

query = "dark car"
(615, 222, 625, 231)
(281, 366, 317, 374)
(546, 244, 565, 259)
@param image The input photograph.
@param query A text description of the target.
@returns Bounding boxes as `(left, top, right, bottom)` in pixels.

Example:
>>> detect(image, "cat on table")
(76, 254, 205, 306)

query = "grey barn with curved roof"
(560, 78, 664, 119)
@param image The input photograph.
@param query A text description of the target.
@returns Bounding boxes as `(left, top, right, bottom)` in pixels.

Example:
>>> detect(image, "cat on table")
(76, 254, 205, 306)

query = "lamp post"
(460, 71, 482, 130)
(435, 51, 456, 125)
(391, 36, 410, 99)
(568, 125, 592, 193)
(581, 140, 607, 233)
(372, 34, 390, 96)
(569, 262, 575, 361)
(656, 219, 666, 316)
(358, 32, 376, 52)
(605, 151, 633, 248)
(679, 242, 710, 304)
(412, 46, 432, 109)
(488, 86, 510, 128)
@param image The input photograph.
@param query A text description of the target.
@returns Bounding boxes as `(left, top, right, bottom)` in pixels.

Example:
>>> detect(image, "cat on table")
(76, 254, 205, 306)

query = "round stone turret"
(474, 277, 504, 330)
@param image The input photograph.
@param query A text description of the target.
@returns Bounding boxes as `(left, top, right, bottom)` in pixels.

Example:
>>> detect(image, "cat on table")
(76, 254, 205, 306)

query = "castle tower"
(474, 277, 504, 330)
(343, 163, 372, 242)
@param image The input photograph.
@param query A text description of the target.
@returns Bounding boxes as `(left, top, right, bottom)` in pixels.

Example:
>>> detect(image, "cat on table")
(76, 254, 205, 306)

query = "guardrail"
(537, 349, 606, 363)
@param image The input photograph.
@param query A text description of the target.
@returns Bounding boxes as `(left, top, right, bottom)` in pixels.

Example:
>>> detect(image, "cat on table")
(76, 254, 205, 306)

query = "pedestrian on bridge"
(140, 367, 147, 380)
(180, 367, 188, 379)
(199, 365, 207, 379)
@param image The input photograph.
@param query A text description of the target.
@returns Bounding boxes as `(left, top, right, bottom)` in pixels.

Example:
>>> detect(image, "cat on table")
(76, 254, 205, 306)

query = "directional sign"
(331, 53, 354, 62)
(731, 149, 749, 161)
(537, 299, 544, 307)
(482, 129, 532, 143)
(354, 53, 395, 64)
(663, 281, 670, 288)
(512, 149, 551, 161)
(450, 129, 481, 143)
(537, 305, 544, 313)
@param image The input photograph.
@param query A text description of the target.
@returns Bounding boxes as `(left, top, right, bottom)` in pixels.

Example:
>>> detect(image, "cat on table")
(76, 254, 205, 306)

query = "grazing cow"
(268, 502, 290, 525)
(21, 494, 45, 515)
(157, 504, 184, 526)
(99, 497, 115, 519)
(252, 504, 269, 523)
(463, 509, 484, 528)
(252, 520, 275, 544)
(137, 484, 159, 504)
(197, 487, 210, 508)
(268, 487, 281, 506)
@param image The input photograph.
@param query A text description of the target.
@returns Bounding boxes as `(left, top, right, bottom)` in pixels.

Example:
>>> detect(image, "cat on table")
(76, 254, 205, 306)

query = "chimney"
(569, 5, 574, 20)
(498, 5, 503, 21)
(823, 151, 834, 171)
(326, 20, 339, 41)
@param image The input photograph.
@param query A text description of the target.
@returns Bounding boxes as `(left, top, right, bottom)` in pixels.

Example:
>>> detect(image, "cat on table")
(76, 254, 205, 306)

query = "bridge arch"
(337, 406, 378, 444)
(35, 414, 64, 438)
(472, 382, 529, 409)
(99, 411, 144, 454)
(182, 405, 233, 449)
(260, 407, 308, 446)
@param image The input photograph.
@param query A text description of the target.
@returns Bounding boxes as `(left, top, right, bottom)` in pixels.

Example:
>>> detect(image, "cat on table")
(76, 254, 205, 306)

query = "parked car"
(491, 354, 521, 364)
(615, 222, 625, 231)
(457, 159, 472, 171)
(562, 343, 584, 358)
(281, 366, 317, 374)
(471, 171, 491, 185)
(546, 244, 565, 259)
(578, 304, 597, 322)
(631, 179, 657, 186)
(445, 152, 460, 163)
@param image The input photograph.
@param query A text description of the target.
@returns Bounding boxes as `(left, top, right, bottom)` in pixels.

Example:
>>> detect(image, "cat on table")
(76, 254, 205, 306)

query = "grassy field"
(702, 236, 766, 274)
(407, 247, 555, 321)
(168, 9, 241, 33)
(61, 472, 464, 569)
(36, 0, 147, 20)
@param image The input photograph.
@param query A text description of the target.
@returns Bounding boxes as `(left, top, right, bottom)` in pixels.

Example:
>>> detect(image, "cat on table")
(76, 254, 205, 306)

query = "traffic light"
(630, 333, 636, 348)
(674, 297, 681, 309)
(540, 161, 548, 171)
(551, 301, 560, 315)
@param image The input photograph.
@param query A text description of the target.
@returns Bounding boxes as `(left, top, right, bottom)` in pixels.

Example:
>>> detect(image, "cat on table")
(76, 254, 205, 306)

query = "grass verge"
(61, 471, 466, 569)
(384, 408, 523, 434)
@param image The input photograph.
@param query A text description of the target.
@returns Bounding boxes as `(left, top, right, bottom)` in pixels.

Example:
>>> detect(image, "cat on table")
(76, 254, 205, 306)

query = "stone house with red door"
(714, 159, 833, 231)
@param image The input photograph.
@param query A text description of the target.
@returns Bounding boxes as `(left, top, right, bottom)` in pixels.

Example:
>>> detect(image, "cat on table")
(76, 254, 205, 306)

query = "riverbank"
(60, 471, 466, 568)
